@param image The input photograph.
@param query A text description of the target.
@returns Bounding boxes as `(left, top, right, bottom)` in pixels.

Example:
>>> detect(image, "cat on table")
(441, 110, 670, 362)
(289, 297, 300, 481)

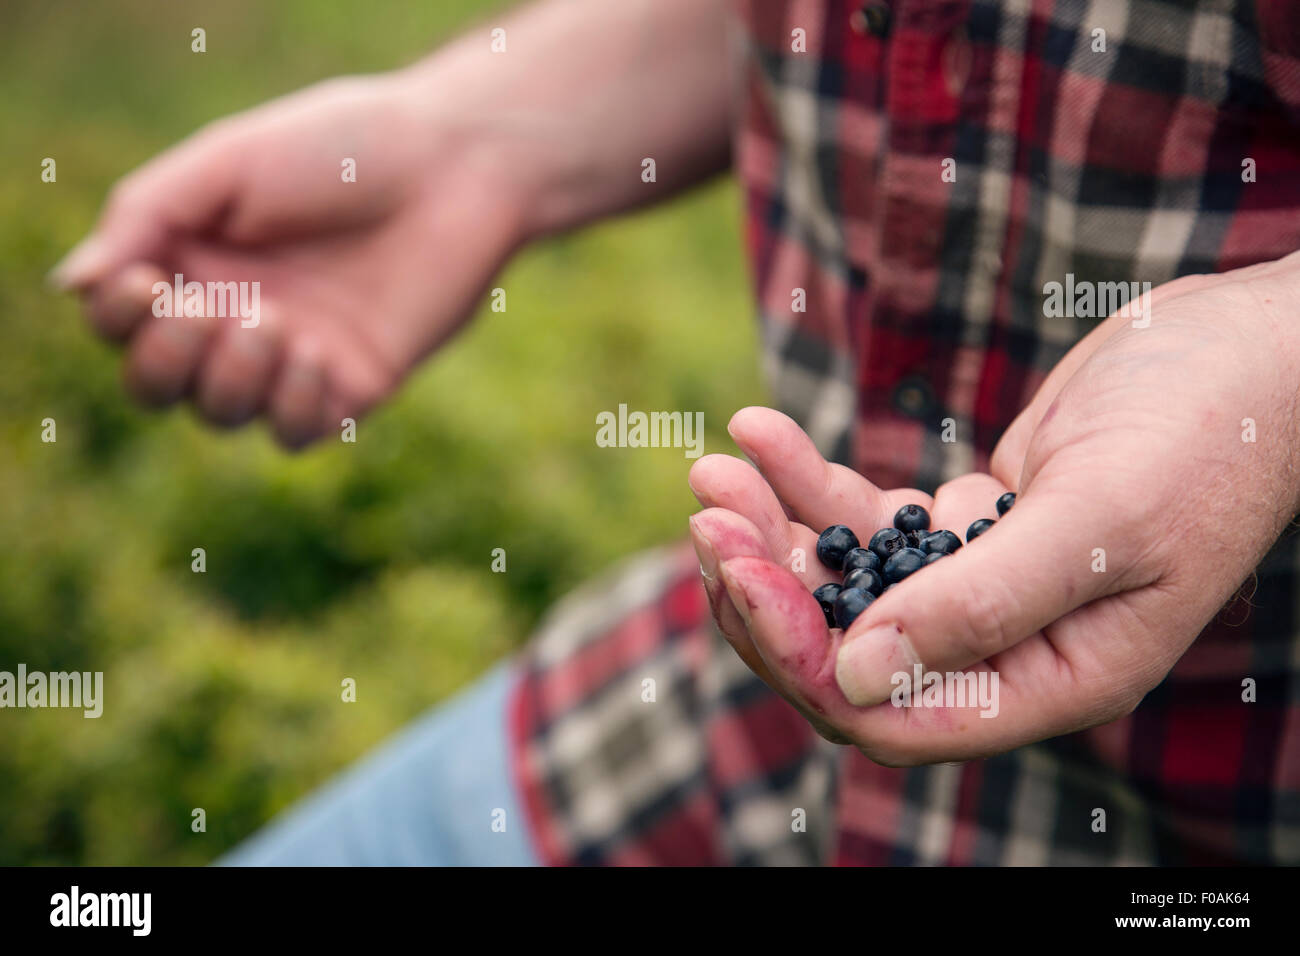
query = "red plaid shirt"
(509, 0, 1300, 865)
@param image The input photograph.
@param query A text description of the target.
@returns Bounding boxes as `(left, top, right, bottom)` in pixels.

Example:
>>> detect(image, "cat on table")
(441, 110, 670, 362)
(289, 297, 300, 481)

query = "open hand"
(689, 256, 1300, 764)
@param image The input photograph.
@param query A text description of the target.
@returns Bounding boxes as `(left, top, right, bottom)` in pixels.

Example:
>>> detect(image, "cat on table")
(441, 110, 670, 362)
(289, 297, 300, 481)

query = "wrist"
(391, 51, 584, 248)
(390, 0, 735, 245)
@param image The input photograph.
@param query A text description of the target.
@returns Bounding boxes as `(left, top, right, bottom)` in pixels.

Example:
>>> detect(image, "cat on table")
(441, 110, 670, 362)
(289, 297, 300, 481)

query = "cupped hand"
(689, 255, 1300, 764)
(52, 72, 528, 446)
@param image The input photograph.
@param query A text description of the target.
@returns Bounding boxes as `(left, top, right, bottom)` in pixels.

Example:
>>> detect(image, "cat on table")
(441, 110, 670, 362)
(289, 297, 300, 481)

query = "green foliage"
(0, 0, 764, 863)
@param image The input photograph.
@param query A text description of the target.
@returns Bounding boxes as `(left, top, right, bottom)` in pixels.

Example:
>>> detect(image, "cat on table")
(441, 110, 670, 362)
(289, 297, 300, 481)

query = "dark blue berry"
(966, 518, 995, 541)
(893, 504, 931, 534)
(816, 525, 860, 571)
(905, 529, 928, 549)
(833, 587, 875, 629)
(996, 492, 1016, 516)
(841, 547, 881, 575)
(812, 583, 842, 628)
(920, 530, 962, 555)
(925, 551, 948, 564)
(868, 527, 910, 562)
(883, 547, 927, 583)
(843, 567, 883, 596)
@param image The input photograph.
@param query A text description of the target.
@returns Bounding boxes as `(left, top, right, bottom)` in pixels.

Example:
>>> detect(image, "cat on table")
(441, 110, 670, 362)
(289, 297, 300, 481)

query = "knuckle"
(104, 176, 145, 219)
(953, 577, 1017, 661)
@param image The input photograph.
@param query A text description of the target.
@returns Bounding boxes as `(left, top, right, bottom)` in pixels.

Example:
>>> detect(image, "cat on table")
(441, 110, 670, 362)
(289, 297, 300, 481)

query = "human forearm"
(399, 0, 736, 241)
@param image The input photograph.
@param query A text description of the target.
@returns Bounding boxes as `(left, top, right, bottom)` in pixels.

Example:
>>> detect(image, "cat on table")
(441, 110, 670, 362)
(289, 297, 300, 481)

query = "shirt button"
(850, 2, 892, 38)
(942, 27, 972, 97)
(891, 376, 936, 420)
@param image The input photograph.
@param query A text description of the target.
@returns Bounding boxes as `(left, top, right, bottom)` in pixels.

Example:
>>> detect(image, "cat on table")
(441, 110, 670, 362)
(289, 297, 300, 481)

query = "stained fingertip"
(718, 557, 829, 658)
(719, 556, 858, 721)
(689, 508, 768, 562)
(685, 454, 793, 556)
(717, 561, 755, 630)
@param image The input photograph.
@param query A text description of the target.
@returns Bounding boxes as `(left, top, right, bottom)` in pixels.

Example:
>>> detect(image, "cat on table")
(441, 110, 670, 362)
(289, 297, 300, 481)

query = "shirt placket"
(847, 1, 978, 488)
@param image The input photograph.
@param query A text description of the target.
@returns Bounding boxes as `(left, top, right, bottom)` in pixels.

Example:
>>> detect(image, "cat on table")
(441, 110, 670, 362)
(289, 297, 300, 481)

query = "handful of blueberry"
(812, 492, 1015, 630)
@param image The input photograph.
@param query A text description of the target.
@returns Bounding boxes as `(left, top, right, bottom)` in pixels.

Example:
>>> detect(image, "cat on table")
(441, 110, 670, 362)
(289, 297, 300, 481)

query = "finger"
(195, 314, 284, 427)
(688, 454, 841, 592)
(927, 473, 1008, 544)
(717, 556, 853, 720)
(694, 515, 851, 744)
(855, 582, 1194, 765)
(716, 552, 1174, 764)
(726, 406, 928, 538)
(267, 338, 328, 448)
(688, 453, 794, 561)
(84, 262, 168, 342)
(689, 509, 783, 683)
(50, 122, 243, 291)
(712, 480, 1217, 764)
(314, 339, 398, 434)
(123, 314, 218, 407)
(834, 489, 1139, 707)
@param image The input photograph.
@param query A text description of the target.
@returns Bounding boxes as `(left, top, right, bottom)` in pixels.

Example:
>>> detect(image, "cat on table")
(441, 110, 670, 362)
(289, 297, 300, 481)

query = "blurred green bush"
(0, 0, 763, 863)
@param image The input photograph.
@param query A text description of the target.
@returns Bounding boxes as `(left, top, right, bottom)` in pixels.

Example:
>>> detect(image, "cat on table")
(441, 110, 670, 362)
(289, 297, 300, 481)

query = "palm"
(689, 259, 1300, 763)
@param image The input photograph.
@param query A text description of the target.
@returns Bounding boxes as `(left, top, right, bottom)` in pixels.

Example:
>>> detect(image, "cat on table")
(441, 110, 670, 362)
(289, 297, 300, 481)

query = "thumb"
(834, 489, 1126, 707)
(50, 122, 242, 291)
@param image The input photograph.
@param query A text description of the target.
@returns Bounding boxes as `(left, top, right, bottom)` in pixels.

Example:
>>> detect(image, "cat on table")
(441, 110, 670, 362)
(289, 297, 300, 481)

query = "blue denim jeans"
(219, 662, 538, 866)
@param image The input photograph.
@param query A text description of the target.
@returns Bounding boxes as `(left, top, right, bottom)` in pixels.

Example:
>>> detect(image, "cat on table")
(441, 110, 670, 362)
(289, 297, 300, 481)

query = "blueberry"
(920, 530, 962, 555)
(883, 547, 927, 583)
(906, 529, 929, 549)
(966, 518, 995, 541)
(925, 551, 948, 564)
(812, 583, 842, 628)
(893, 504, 931, 534)
(841, 547, 881, 575)
(867, 528, 910, 562)
(833, 587, 875, 629)
(996, 492, 1016, 516)
(843, 567, 883, 596)
(816, 525, 860, 571)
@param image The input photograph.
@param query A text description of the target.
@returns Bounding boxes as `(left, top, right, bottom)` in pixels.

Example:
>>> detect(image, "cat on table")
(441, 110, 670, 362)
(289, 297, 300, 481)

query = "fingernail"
(718, 564, 752, 628)
(688, 515, 719, 583)
(48, 236, 111, 290)
(835, 624, 921, 707)
(726, 422, 759, 469)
